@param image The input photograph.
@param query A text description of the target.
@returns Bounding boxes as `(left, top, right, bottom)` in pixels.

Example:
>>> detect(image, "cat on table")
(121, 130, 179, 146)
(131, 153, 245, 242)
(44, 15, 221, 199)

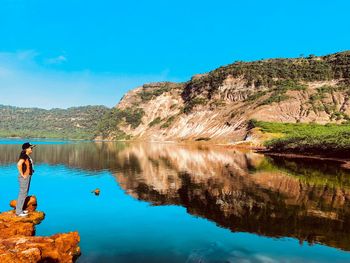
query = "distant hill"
(96, 51, 350, 143)
(0, 105, 110, 139)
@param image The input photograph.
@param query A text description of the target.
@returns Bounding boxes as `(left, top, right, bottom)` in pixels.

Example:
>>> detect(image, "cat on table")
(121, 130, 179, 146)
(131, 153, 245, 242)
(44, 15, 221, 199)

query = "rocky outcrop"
(0, 211, 44, 238)
(0, 199, 81, 263)
(96, 51, 350, 143)
(0, 231, 80, 263)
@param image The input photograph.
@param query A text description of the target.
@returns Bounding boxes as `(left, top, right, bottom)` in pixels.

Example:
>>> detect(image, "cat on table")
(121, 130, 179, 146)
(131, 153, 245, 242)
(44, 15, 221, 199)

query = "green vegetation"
(183, 97, 208, 113)
(148, 117, 162, 127)
(0, 105, 109, 139)
(307, 84, 350, 119)
(123, 108, 145, 128)
(139, 82, 183, 102)
(255, 157, 350, 189)
(247, 80, 307, 105)
(184, 51, 350, 111)
(250, 119, 350, 157)
(246, 91, 268, 101)
(97, 107, 145, 138)
(160, 116, 176, 129)
(260, 93, 290, 105)
(190, 51, 350, 91)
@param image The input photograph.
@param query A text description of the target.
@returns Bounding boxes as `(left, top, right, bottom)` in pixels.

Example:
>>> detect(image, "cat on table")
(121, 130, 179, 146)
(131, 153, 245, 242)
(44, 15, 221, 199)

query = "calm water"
(1, 139, 350, 263)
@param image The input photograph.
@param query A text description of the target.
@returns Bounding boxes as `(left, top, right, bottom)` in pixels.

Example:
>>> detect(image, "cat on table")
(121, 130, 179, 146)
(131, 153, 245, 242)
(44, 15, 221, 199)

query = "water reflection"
(1, 142, 350, 252)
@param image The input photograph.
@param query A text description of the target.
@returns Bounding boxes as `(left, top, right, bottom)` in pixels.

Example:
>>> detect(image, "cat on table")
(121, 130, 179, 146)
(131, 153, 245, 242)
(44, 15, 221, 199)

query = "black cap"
(22, 142, 36, 150)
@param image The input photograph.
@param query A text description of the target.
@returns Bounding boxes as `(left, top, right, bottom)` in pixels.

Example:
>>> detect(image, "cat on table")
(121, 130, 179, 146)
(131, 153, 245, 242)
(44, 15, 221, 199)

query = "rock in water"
(91, 188, 100, 195)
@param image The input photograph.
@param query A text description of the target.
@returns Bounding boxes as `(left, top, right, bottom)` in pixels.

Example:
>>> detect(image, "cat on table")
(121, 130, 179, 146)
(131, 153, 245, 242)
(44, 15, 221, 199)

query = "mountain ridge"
(96, 51, 350, 143)
(0, 105, 110, 139)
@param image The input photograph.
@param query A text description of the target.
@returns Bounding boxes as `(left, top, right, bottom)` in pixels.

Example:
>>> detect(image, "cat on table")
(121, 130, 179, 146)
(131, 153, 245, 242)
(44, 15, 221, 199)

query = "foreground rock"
(0, 210, 44, 238)
(0, 231, 81, 263)
(0, 200, 81, 263)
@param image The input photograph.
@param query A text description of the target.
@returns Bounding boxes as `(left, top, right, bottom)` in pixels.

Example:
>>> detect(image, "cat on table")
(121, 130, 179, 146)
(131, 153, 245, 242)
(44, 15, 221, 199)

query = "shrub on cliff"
(97, 107, 145, 137)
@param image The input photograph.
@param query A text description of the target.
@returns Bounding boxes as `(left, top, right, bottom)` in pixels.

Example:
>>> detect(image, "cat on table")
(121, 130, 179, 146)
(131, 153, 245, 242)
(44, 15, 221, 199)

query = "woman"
(15, 142, 36, 217)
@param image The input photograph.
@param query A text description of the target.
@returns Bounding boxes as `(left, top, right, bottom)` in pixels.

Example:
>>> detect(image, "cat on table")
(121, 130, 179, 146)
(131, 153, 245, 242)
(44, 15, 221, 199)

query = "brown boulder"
(0, 231, 81, 263)
(0, 211, 45, 239)
(0, 210, 45, 238)
(0, 221, 35, 238)
(0, 198, 81, 263)
(10, 195, 37, 212)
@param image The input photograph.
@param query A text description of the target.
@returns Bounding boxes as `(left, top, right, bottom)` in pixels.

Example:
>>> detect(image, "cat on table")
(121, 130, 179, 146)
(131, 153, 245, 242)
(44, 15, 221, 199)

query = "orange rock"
(0, 231, 81, 263)
(10, 195, 37, 212)
(0, 199, 81, 263)
(0, 221, 34, 238)
(91, 188, 100, 195)
(0, 210, 45, 238)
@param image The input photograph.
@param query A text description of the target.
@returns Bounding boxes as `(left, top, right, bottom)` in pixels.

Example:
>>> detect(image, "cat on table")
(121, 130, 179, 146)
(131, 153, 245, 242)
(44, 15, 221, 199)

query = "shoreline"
(256, 149, 350, 170)
(2, 136, 350, 168)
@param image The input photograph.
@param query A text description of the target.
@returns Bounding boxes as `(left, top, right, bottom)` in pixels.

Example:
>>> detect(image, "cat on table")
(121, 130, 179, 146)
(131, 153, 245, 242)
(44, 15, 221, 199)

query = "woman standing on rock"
(15, 142, 35, 217)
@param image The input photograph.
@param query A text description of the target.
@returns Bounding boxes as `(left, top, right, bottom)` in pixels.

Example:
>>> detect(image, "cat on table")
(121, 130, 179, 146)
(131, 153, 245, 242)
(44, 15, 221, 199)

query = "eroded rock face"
(100, 79, 350, 143)
(97, 51, 350, 143)
(0, 200, 81, 263)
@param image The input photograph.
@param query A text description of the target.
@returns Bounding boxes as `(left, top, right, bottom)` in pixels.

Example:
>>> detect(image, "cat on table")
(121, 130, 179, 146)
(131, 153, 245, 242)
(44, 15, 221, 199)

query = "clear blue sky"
(0, 0, 349, 109)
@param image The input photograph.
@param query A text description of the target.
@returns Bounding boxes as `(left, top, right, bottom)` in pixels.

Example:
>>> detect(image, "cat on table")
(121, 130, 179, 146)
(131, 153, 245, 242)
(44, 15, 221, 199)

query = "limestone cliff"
(97, 51, 350, 143)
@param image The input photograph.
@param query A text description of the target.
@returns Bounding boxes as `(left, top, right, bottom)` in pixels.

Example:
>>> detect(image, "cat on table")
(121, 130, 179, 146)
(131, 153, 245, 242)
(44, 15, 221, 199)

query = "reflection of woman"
(15, 142, 35, 217)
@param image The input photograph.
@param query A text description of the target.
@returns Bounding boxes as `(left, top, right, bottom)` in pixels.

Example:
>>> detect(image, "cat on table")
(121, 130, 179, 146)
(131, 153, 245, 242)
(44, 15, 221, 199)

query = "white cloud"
(0, 50, 176, 109)
(45, 55, 67, 65)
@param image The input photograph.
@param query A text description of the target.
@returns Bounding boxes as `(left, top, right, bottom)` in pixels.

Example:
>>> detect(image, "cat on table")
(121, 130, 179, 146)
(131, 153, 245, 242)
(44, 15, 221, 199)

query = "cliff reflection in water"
(112, 143, 350, 252)
(1, 141, 350, 251)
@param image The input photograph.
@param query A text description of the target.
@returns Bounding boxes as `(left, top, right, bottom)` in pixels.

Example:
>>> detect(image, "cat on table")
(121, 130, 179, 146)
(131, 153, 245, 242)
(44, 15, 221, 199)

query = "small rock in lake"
(91, 188, 100, 195)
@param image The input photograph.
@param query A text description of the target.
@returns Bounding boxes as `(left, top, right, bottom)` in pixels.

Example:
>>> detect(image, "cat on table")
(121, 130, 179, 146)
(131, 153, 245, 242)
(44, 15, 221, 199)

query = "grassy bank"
(250, 120, 350, 158)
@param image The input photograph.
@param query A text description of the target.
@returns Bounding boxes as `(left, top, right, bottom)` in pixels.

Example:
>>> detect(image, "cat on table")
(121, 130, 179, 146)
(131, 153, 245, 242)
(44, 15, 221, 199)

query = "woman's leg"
(27, 174, 32, 193)
(15, 175, 30, 215)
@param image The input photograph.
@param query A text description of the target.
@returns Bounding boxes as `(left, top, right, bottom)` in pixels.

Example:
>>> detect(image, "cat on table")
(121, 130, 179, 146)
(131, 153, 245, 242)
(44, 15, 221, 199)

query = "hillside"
(96, 51, 350, 144)
(0, 105, 109, 139)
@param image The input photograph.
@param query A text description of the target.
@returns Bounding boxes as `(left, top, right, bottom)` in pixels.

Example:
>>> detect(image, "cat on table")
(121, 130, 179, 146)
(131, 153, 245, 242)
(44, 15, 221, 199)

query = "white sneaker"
(17, 212, 28, 217)
(23, 210, 29, 214)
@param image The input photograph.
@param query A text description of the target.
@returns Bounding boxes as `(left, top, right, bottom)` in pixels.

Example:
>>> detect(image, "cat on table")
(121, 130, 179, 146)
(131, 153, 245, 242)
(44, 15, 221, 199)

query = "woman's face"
(26, 147, 33, 154)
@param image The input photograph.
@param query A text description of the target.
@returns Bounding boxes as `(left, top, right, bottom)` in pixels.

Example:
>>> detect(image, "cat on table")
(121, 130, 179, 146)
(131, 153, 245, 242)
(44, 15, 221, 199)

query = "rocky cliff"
(97, 51, 350, 143)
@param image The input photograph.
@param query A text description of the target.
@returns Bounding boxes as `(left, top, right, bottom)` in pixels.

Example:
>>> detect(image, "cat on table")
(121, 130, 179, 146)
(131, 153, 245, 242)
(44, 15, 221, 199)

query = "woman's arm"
(17, 159, 26, 178)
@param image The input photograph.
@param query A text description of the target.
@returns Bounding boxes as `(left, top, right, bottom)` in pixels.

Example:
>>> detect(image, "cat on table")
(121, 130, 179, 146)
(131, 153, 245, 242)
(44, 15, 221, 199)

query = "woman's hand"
(17, 159, 25, 178)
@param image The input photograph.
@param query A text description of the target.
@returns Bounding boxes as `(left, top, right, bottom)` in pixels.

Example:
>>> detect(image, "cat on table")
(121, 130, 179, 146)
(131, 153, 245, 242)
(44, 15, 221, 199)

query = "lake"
(1, 139, 350, 262)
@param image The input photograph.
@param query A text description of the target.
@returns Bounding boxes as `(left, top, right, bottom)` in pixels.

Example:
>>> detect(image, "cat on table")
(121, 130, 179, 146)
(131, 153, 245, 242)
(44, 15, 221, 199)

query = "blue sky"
(0, 0, 349, 109)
